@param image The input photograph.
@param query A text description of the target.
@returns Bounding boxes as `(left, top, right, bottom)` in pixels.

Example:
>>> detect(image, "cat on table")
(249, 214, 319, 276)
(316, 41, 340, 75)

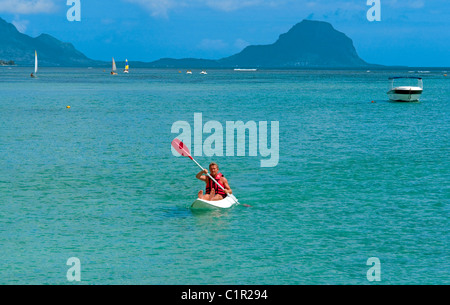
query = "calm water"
(0, 67, 448, 284)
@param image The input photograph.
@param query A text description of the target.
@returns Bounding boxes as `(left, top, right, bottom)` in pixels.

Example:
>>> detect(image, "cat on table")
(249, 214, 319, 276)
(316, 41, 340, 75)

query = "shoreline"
(1, 65, 449, 71)
(0, 60, 15, 66)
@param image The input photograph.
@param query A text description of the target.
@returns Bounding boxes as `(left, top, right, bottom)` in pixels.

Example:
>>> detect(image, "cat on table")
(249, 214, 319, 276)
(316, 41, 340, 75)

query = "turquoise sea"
(0, 67, 448, 284)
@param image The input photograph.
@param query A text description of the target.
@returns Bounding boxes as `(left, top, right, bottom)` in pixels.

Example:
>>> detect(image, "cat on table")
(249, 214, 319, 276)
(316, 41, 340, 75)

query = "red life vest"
(206, 173, 226, 197)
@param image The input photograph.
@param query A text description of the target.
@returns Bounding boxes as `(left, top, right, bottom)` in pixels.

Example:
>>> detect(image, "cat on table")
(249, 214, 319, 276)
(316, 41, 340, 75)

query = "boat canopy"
(389, 76, 423, 90)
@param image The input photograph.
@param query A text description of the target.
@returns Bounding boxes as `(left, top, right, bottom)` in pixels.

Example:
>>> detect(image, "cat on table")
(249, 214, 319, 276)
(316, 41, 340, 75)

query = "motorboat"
(387, 77, 423, 102)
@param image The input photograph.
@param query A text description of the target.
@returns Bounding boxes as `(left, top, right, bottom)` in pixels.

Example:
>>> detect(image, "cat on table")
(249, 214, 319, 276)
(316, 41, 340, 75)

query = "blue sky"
(1, 0, 449, 66)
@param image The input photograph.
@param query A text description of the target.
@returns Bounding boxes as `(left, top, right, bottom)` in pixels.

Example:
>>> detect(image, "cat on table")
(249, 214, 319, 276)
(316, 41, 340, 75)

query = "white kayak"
(191, 194, 239, 210)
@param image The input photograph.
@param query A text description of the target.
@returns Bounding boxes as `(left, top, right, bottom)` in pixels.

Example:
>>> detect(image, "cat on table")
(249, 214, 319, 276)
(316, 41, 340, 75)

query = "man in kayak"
(196, 162, 232, 201)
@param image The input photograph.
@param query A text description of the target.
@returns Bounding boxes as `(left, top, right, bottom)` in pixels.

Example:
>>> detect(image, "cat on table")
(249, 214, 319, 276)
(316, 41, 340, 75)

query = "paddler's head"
(209, 162, 219, 176)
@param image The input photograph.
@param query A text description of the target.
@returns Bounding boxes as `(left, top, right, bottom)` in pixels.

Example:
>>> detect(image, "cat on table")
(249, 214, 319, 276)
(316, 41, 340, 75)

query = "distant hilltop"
(149, 20, 375, 69)
(225, 20, 371, 68)
(0, 17, 100, 67)
(0, 17, 375, 68)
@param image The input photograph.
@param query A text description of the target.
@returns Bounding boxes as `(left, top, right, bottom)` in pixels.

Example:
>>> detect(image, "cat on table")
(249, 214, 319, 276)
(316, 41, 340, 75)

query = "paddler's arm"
(222, 177, 232, 195)
(196, 169, 208, 182)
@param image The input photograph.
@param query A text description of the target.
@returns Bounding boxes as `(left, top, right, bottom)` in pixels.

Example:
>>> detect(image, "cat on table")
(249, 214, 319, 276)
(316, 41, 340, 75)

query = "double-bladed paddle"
(171, 138, 238, 204)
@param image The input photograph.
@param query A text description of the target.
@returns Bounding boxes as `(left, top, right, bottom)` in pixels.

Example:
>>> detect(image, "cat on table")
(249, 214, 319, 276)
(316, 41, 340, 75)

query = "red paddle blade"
(171, 138, 191, 157)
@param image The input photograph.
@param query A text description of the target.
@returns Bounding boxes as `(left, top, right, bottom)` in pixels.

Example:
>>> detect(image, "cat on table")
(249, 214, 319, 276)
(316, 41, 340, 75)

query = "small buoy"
(66, 106, 71, 109)
(371, 100, 375, 103)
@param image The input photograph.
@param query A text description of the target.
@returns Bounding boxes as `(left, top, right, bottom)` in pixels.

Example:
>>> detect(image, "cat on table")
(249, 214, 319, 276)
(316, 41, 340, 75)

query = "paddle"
(171, 138, 238, 204)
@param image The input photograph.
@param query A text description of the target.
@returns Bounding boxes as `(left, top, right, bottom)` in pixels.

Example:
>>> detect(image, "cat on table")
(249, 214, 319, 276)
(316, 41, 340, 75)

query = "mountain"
(149, 20, 373, 69)
(0, 17, 100, 67)
(220, 20, 370, 68)
(0, 17, 373, 68)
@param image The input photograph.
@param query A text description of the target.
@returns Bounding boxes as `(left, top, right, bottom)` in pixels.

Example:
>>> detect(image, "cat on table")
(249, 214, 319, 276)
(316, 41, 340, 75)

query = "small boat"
(111, 57, 118, 75)
(234, 68, 257, 72)
(387, 77, 423, 102)
(170, 137, 239, 211)
(191, 194, 239, 210)
(200, 70, 207, 75)
(186, 70, 192, 74)
(31, 50, 38, 78)
(123, 59, 129, 73)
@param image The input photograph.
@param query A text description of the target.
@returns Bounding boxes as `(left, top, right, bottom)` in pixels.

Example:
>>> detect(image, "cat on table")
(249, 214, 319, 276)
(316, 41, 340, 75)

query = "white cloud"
(124, 0, 284, 17)
(204, 0, 264, 12)
(385, 0, 425, 9)
(124, 0, 178, 18)
(0, 0, 57, 14)
(12, 18, 29, 32)
(124, 0, 427, 19)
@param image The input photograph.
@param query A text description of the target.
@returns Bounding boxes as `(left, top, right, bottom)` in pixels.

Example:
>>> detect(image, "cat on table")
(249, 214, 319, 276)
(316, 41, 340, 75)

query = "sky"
(1, 0, 449, 67)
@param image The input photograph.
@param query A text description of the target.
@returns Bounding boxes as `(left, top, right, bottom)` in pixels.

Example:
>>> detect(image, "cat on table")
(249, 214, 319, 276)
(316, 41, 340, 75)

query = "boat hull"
(387, 87, 423, 102)
(191, 195, 238, 210)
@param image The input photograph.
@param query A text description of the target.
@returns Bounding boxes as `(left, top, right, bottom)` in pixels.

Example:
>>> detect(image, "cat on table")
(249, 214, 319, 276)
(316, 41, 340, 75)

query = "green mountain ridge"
(145, 20, 376, 68)
(1, 17, 375, 68)
(220, 20, 370, 68)
(0, 17, 100, 67)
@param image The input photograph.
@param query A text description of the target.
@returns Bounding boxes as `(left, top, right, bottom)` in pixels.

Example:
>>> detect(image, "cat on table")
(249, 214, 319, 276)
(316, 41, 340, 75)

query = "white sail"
(112, 57, 117, 72)
(34, 51, 38, 74)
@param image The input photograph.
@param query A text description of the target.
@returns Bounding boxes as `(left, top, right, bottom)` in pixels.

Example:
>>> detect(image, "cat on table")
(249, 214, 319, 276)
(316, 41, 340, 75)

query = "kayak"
(170, 138, 239, 210)
(191, 194, 239, 210)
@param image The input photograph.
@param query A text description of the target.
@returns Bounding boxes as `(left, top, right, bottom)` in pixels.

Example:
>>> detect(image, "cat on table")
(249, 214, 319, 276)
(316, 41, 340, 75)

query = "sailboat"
(31, 50, 38, 78)
(123, 59, 129, 73)
(111, 57, 118, 75)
